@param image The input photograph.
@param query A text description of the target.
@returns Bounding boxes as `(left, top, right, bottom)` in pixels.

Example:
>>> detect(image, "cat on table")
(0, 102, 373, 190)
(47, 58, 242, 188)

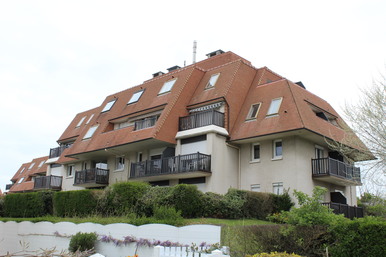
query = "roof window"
(38, 160, 45, 168)
(83, 125, 99, 139)
(18, 177, 25, 184)
(101, 100, 116, 112)
(28, 163, 35, 170)
(246, 103, 261, 120)
(76, 116, 86, 127)
(159, 78, 177, 95)
(205, 73, 220, 89)
(309, 103, 339, 127)
(86, 114, 94, 124)
(128, 90, 144, 104)
(19, 167, 25, 174)
(267, 98, 282, 116)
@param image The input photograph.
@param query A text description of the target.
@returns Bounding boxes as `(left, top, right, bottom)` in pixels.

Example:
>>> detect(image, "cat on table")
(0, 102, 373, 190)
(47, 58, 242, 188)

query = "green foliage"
(201, 192, 226, 218)
(166, 184, 204, 218)
(330, 216, 386, 257)
(244, 191, 274, 220)
(135, 186, 173, 217)
(0, 197, 4, 217)
(4, 192, 52, 217)
(221, 188, 246, 219)
(104, 181, 150, 215)
(247, 252, 302, 257)
(152, 206, 184, 226)
(272, 191, 294, 213)
(68, 232, 97, 253)
(358, 192, 386, 218)
(53, 190, 98, 217)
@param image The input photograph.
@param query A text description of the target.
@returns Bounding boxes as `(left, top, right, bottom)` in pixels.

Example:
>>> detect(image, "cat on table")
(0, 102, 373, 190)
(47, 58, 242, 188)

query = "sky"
(0, 0, 385, 192)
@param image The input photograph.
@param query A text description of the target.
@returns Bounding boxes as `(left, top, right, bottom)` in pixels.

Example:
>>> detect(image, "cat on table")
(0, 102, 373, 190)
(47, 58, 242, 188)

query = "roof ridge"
(286, 80, 305, 129)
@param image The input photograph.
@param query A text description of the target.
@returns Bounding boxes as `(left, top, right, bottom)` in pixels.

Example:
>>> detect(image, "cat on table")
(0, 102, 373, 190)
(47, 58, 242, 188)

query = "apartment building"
(7, 50, 371, 208)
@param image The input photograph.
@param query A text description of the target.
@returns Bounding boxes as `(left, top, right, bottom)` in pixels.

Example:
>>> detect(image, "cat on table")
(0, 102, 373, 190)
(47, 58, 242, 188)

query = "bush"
(68, 232, 97, 253)
(105, 181, 150, 215)
(202, 192, 225, 218)
(4, 192, 52, 217)
(166, 184, 204, 218)
(53, 190, 98, 217)
(222, 188, 247, 219)
(247, 252, 302, 257)
(272, 191, 294, 213)
(152, 206, 184, 226)
(0, 197, 4, 217)
(358, 192, 386, 218)
(330, 216, 386, 257)
(135, 186, 173, 217)
(244, 191, 274, 219)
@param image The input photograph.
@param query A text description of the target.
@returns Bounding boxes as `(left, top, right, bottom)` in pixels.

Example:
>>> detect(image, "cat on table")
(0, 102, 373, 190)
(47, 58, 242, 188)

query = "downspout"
(226, 143, 241, 189)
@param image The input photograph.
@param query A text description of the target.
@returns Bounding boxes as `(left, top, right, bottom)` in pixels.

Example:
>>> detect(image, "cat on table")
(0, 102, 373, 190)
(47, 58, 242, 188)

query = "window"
(83, 125, 99, 139)
(28, 163, 35, 170)
(76, 116, 86, 127)
(67, 165, 75, 177)
(38, 160, 45, 168)
(101, 100, 116, 112)
(273, 182, 283, 195)
(251, 184, 261, 192)
(18, 177, 25, 184)
(315, 146, 324, 159)
(273, 139, 283, 159)
(137, 152, 143, 162)
(251, 143, 260, 162)
(205, 73, 220, 89)
(115, 156, 125, 171)
(128, 90, 144, 104)
(19, 167, 25, 174)
(86, 114, 94, 124)
(246, 103, 261, 120)
(159, 78, 177, 95)
(267, 98, 282, 116)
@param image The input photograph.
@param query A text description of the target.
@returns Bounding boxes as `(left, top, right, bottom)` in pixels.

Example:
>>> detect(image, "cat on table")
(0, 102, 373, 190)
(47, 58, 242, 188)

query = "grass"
(0, 216, 273, 226)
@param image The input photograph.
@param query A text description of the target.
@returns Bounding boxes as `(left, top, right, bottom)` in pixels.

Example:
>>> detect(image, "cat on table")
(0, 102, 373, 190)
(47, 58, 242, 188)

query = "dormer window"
(158, 78, 177, 95)
(83, 125, 99, 139)
(267, 98, 283, 116)
(205, 73, 220, 89)
(101, 100, 116, 112)
(308, 103, 339, 127)
(76, 116, 86, 127)
(128, 90, 144, 104)
(246, 103, 261, 120)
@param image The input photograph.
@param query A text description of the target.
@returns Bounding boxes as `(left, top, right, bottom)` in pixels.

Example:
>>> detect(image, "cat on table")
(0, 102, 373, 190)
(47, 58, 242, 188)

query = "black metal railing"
(134, 116, 158, 131)
(311, 158, 361, 183)
(130, 152, 211, 178)
(74, 168, 109, 185)
(179, 110, 224, 131)
(34, 175, 62, 190)
(49, 145, 70, 158)
(322, 202, 364, 219)
(5, 184, 13, 190)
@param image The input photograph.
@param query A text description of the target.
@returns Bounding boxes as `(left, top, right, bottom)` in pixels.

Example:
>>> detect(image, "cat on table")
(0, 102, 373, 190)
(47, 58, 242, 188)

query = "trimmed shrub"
(202, 192, 225, 218)
(244, 191, 274, 219)
(104, 181, 150, 215)
(4, 192, 52, 217)
(272, 191, 294, 213)
(330, 216, 386, 257)
(0, 197, 4, 217)
(222, 188, 247, 219)
(152, 206, 184, 226)
(247, 253, 302, 257)
(53, 190, 98, 217)
(135, 186, 173, 217)
(69, 232, 97, 252)
(166, 184, 204, 218)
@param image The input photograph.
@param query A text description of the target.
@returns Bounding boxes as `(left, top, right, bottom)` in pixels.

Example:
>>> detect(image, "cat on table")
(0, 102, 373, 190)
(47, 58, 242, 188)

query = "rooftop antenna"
(193, 40, 197, 64)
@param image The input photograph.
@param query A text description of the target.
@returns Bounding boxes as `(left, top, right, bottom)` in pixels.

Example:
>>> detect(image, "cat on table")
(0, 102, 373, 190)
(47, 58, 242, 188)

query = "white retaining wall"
(0, 221, 222, 257)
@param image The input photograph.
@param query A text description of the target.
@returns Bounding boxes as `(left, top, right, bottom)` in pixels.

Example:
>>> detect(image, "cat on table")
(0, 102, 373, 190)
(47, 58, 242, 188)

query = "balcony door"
(93, 161, 108, 170)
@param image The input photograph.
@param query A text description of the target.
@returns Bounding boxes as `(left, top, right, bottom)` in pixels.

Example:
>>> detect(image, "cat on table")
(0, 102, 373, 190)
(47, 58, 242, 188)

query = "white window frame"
(76, 116, 86, 127)
(18, 177, 25, 184)
(246, 103, 261, 120)
(86, 114, 94, 124)
(158, 78, 177, 95)
(38, 160, 45, 168)
(128, 90, 144, 104)
(28, 163, 35, 170)
(251, 143, 261, 162)
(101, 100, 116, 112)
(115, 156, 125, 171)
(67, 165, 75, 177)
(267, 97, 283, 116)
(205, 73, 220, 89)
(83, 125, 99, 139)
(273, 182, 284, 195)
(273, 139, 283, 160)
(251, 184, 261, 192)
(19, 167, 25, 174)
(315, 145, 325, 159)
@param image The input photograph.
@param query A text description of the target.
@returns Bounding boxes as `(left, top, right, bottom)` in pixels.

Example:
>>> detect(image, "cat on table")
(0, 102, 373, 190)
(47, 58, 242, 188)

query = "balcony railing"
(74, 168, 109, 186)
(322, 202, 364, 219)
(130, 152, 211, 178)
(49, 145, 70, 158)
(311, 157, 361, 183)
(6, 184, 13, 190)
(134, 116, 158, 131)
(179, 110, 224, 131)
(34, 175, 62, 190)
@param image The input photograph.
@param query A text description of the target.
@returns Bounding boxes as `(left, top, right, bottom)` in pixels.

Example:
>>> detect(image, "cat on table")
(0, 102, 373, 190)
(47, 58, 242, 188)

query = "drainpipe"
(226, 143, 241, 189)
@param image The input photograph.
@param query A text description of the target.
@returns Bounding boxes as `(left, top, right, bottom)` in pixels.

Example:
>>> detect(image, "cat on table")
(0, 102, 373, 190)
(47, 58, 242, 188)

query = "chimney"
(206, 49, 225, 58)
(152, 71, 165, 78)
(193, 40, 197, 64)
(295, 81, 306, 89)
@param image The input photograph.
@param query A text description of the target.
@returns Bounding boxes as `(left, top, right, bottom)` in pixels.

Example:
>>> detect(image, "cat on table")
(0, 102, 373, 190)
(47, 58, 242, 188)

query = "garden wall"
(0, 221, 221, 257)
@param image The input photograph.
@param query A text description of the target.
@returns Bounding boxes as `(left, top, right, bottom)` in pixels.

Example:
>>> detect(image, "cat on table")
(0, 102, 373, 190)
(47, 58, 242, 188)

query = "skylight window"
(267, 98, 283, 116)
(18, 177, 25, 184)
(28, 163, 35, 170)
(128, 90, 144, 104)
(76, 116, 86, 127)
(83, 125, 99, 139)
(86, 114, 94, 124)
(158, 78, 177, 95)
(308, 103, 339, 127)
(19, 167, 25, 174)
(101, 100, 116, 112)
(38, 160, 45, 168)
(246, 103, 261, 120)
(205, 73, 220, 89)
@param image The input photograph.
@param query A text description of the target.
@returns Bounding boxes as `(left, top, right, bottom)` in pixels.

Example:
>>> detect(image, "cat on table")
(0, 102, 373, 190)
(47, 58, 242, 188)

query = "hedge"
(53, 190, 99, 217)
(4, 191, 53, 217)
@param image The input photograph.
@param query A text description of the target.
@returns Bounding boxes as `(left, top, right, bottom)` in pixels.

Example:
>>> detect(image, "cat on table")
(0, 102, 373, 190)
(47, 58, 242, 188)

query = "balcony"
(74, 168, 109, 187)
(179, 110, 224, 131)
(34, 175, 62, 191)
(311, 158, 361, 186)
(49, 145, 70, 158)
(130, 153, 211, 180)
(322, 202, 364, 219)
(134, 116, 158, 131)
(6, 184, 13, 190)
